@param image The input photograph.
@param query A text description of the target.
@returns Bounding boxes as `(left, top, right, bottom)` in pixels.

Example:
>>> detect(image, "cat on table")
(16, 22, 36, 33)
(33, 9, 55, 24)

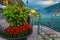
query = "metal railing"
(37, 18, 60, 40)
(30, 15, 60, 40)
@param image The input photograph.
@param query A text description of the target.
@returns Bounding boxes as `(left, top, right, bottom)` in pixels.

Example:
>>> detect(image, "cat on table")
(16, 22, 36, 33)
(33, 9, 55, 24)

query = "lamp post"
(37, 13, 42, 34)
(30, 9, 36, 27)
(27, 0, 28, 7)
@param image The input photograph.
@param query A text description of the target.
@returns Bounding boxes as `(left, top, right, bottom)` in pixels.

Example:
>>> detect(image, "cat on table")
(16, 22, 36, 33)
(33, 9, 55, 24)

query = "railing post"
(38, 13, 42, 34)
(38, 20, 40, 34)
(31, 15, 33, 27)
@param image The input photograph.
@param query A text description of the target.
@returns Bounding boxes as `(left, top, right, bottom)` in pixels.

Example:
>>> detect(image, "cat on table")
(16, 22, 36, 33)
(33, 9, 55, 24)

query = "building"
(0, 0, 8, 5)
(0, 0, 24, 6)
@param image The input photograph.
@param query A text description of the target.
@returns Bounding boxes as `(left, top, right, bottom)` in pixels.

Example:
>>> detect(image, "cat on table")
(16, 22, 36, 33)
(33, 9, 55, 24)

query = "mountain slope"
(40, 2, 60, 15)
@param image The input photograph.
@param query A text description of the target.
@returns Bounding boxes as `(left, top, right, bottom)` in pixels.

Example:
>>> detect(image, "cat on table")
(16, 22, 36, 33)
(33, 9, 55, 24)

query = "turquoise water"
(33, 15, 60, 32)
(41, 15, 60, 31)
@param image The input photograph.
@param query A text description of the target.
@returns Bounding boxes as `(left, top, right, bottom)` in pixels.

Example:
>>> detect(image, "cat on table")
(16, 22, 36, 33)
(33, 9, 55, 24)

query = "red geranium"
(4, 22, 32, 35)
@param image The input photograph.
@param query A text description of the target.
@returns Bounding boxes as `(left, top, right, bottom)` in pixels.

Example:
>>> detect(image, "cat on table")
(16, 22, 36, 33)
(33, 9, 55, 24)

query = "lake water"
(32, 14, 60, 32)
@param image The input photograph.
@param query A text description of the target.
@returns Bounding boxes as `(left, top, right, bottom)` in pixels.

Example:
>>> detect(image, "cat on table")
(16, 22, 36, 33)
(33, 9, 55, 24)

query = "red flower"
(4, 23, 32, 35)
(10, 32, 13, 35)
(14, 32, 18, 34)
(19, 30, 24, 32)
(15, 30, 19, 33)
(23, 29, 26, 32)
(10, 29, 14, 32)
(6, 29, 10, 32)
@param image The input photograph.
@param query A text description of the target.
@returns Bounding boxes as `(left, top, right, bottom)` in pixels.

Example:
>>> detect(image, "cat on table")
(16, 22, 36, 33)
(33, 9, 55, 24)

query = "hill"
(40, 2, 60, 15)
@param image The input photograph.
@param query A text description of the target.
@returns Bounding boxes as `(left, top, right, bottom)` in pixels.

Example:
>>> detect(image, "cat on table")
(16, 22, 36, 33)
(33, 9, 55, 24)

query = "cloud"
(34, 0, 60, 1)
(22, 0, 60, 10)
(22, 0, 59, 6)
(36, 1, 59, 6)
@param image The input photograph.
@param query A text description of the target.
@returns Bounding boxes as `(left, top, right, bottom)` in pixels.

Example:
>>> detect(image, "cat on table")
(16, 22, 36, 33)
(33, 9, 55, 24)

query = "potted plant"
(0, 5, 32, 40)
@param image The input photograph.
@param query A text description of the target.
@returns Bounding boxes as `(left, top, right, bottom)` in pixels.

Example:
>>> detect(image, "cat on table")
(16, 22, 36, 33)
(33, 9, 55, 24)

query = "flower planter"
(0, 23, 32, 40)
(7, 30, 32, 40)
(0, 31, 32, 40)
(0, 29, 32, 40)
(0, 22, 32, 40)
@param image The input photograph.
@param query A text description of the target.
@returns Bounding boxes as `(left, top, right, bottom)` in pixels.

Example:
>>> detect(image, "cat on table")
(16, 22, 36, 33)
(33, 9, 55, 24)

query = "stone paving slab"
(27, 26, 60, 40)
(27, 26, 42, 40)
(41, 26, 60, 35)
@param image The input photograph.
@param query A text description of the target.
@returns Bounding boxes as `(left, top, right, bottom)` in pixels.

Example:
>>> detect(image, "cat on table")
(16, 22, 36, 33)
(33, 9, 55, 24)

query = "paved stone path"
(27, 26, 42, 40)
(27, 26, 60, 40)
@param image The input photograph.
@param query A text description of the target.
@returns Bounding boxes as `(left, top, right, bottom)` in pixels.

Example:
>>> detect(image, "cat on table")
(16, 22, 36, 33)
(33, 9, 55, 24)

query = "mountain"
(40, 2, 60, 15)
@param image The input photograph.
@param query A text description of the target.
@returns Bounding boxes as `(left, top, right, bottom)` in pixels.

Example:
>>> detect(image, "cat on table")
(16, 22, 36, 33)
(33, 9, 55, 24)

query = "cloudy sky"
(22, 0, 60, 11)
